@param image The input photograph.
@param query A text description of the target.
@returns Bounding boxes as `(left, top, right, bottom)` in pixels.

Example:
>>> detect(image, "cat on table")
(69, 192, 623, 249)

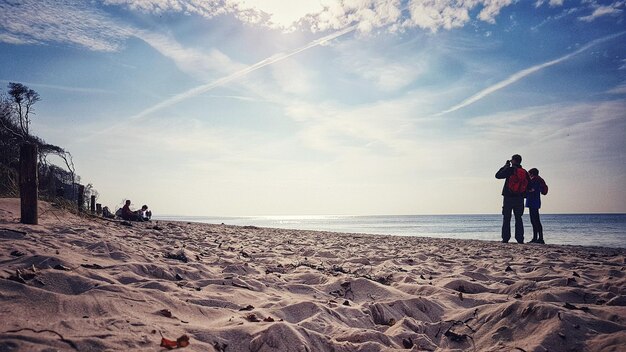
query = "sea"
(154, 214, 626, 249)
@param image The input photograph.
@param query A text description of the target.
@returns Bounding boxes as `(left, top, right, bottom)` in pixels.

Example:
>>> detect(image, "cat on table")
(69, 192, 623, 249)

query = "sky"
(1, 0, 625, 216)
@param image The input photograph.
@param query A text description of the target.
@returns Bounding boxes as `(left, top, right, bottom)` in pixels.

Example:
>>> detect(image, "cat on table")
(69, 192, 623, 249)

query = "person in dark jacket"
(495, 154, 529, 243)
(526, 168, 548, 244)
(121, 200, 144, 221)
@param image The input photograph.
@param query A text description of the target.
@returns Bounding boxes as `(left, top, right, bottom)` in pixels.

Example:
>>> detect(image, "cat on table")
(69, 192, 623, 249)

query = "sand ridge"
(1, 198, 625, 351)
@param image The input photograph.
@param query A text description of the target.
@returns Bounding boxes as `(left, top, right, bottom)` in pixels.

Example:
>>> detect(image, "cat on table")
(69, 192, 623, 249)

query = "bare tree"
(0, 92, 23, 141)
(57, 149, 77, 189)
(8, 82, 40, 137)
(0, 83, 79, 198)
(0, 82, 99, 202)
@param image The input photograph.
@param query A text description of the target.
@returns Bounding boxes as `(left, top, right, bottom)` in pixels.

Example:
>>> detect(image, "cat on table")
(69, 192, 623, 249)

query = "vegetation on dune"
(0, 82, 97, 209)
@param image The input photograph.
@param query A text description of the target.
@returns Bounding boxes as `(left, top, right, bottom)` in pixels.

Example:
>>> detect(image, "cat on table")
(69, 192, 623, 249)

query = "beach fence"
(18, 142, 99, 222)
(77, 184, 85, 211)
(19, 143, 38, 224)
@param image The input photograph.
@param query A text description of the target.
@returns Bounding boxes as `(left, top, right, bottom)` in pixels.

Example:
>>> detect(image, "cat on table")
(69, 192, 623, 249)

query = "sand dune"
(1, 198, 624, 351)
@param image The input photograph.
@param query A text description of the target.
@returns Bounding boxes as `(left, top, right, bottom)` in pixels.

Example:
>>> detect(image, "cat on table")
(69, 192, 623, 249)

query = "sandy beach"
(1, 198, 624, 351)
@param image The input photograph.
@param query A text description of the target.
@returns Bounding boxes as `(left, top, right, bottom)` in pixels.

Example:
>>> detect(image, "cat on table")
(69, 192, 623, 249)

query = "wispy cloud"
(278, 87, 448, 156)
(579, 2, 624, 22)
(337, 48, 425, 92)
(206, 95, 265, 102)
(0, 0, 132, 51)
(129, 24, 358, 120)
(531, 7, 580, 31)
(269, 58, 317, 96)
(466, 100, 626, 163)
(0, 1, 241, 78)
(606, 83, 626, 95)
(535, 0, 565, 7)
(0, 33, 38, 45)
(438, 31, 626, 115)
(132, 30, 244, 79)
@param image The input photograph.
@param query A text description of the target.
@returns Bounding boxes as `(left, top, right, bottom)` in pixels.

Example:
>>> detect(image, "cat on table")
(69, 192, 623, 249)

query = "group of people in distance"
(496, 154, 549, 244)
(120, 200, 152, 222)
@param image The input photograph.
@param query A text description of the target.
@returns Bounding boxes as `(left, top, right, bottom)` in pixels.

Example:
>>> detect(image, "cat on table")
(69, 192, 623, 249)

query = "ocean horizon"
(154, 213, 626, 249)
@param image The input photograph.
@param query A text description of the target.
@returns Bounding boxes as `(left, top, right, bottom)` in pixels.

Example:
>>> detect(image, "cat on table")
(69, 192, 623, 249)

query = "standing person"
(495, 154, 529, 243)
(526, 168, 548, 244)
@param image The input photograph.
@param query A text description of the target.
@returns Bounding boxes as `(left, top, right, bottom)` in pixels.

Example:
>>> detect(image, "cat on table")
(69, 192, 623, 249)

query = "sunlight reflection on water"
(155, 214, 626, 249)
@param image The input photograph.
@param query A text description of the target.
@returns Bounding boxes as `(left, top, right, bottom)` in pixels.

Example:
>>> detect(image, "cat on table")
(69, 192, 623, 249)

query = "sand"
(0, 198, 625, 351)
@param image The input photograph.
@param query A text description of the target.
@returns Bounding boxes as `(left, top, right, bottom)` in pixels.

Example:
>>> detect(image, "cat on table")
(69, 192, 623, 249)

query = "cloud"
(129, 24, 358, 120)
(308, 0, 404, 33)
(335, 43, 426, 91)
(306, 0, 514, 33)
(0, 0, 242, 75)
(401, 0, 516, 30)
(103, 0, 517, 33)
(132, 30, 245, 79)
(229, 0, 327, 29)
(0, 32, 38, 45)
(466, 100, 626, 163)
(530, 7, 580, 31)
(103, 0, 224, 16)
(0, 0, 251, 86)
(477, 0, 514, 23)
(279, 89, 446, 156)
(579, 2, 624, 22)
(438, 31, 626, 115)
(2, 0, 620, 57)
(0, 0, 132, 51)
(357, 60, 423, 91)
(606, 83, 626, 95)
(206, 94, 265, 102)
(102, 0, 324, 30)
(68, 87, 626, 215)
(0, 1, 235, 78)
(270, 58, 316, 96)
(535, 0, 565, 7)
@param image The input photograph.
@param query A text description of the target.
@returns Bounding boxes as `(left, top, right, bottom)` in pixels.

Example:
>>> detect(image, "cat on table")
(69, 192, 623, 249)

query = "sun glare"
(235, 0, 325, 29)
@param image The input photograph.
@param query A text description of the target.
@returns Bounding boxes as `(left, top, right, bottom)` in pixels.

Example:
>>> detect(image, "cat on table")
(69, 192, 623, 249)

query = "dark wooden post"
(77, 184, 85, 212)
(96, 203, 102, 215)
(19, 143, 38, 225)
(90, 195, 96, 213)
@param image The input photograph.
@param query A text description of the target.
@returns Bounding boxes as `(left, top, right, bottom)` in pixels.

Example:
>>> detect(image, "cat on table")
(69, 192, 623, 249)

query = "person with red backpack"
(495, 154, 529, 243)
(526, 168, 548, 244)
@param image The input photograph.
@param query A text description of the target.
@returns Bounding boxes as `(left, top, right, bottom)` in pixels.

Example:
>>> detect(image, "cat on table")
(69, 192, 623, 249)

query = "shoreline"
(155, 213, 626, 250)
(1, 198, 625, 351)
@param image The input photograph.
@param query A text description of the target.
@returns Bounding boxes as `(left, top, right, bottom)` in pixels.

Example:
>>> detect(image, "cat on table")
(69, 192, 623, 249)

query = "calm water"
(154, 214, 626, 249)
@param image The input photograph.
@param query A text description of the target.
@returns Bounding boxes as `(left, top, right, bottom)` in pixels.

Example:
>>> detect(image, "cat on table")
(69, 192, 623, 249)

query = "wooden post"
(90, 195, 96, 213)
(19, 143, 38, 225)
(77, 185, 85, 212)
(96, 203, 102, 215)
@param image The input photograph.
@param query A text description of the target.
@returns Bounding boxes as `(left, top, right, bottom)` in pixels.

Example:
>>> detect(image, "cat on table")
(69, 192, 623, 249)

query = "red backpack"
(507, 167, 528, 195)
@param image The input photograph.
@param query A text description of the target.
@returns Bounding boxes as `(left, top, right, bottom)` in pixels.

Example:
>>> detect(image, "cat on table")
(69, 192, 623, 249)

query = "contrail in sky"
(71, 24, 358, 145)
(130, 24, 358, 121)
(438, 31, 626, 116)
